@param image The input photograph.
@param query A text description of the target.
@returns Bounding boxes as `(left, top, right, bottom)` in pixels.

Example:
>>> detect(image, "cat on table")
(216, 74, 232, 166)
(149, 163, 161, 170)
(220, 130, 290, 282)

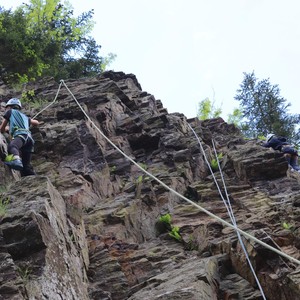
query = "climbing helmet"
(266, 133, 275, 142)
(6, 98, 22, 109)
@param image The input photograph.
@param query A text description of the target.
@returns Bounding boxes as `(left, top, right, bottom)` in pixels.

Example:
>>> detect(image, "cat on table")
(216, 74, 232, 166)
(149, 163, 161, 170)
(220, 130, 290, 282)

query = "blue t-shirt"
(4, 109, 31, 138)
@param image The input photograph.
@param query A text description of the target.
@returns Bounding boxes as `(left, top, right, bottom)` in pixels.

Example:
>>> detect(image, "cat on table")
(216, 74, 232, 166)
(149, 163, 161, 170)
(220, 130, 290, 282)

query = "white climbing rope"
(188, 124, 266, 299)
(33, 79, 300, 267)
(32, 81, 63, 120)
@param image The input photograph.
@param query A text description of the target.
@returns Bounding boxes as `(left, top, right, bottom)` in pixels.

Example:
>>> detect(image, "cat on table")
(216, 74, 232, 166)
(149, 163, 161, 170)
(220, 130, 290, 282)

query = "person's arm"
(30, 119, 40, 126)
(263, 138, 280, 150)
(262, 141, 270, 148)
(0, 119, 8, 133)
(0, 110, 11, 133)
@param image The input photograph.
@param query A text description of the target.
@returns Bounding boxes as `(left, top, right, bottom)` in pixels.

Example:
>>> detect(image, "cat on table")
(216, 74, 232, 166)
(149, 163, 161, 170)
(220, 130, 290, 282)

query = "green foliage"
(210, 159, 218, 170)
(138, 162, 147, 170)
(169, 226, 182, 241)
(101, 52, 117, 71)
(21, 89, 35, 102)
(197, 98, 222, 120)
(135, 163, 149, 184)
(21, 89, 48, 109)
(0, 7, 42, 84)
(109, 165, 116, 173)
(17, 266, 31, 283)
(210, 153, 223, 171)
(159, 213, 172, 225)
(227, 107, 243, 127)
(234, 71, 300, 144)
(0, 1, 111, 84)
(0, 196, 9, 217)
(257, 135, 266, 141)
(136, 175, 143, 184)
(157, 213, 182, 242)
(282, 221, 293, 230)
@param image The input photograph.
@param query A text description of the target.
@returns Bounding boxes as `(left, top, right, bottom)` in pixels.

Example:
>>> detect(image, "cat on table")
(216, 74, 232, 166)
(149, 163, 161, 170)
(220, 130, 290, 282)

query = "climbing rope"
(33, 79, 300, 268)
(32, 81, 63, 120)
(188, 124, 266, 299)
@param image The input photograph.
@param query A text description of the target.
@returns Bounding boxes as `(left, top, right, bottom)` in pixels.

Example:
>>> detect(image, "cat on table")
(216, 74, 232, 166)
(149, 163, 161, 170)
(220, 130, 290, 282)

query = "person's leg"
(283, 147, 300, 171)
(8, 137, 23, 158)
(20, 138, 36, 176)
(5, 137, 24, 170)
(20, 151, 36, 176)
(290, 155, 300, 171)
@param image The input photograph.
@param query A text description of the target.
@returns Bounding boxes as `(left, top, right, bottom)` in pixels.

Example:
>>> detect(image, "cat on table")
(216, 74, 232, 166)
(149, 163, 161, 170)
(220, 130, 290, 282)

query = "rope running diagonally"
(187, 124, 266, 299)
(32, 79, 300, 267)
(32, 81, 63, 120)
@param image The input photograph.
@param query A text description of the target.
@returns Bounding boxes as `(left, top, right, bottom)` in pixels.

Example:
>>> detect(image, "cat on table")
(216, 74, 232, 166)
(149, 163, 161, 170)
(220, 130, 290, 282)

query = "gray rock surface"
(0, 71, 300, 299)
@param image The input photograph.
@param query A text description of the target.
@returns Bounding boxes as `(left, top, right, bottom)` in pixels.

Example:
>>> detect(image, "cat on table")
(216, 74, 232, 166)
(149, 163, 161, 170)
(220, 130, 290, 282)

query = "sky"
(3, 0, 300, 119)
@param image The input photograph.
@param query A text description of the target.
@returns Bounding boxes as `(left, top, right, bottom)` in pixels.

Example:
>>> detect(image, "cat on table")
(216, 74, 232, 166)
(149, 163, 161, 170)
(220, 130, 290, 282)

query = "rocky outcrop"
(0, 71, 300, 299)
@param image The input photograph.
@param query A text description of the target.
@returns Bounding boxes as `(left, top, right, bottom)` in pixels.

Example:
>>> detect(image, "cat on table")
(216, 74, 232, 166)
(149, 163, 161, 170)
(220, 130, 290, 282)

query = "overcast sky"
(4, 0, 300, 119)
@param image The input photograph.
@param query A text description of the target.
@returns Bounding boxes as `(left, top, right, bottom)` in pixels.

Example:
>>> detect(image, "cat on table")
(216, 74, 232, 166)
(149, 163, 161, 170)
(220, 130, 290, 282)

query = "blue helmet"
(6, 98, 22, 109)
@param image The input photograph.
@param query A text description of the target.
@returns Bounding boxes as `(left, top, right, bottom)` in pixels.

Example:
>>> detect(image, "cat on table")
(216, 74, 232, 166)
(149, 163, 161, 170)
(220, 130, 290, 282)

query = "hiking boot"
(21, 168, 36, 177)
(5, 159, 23, 171)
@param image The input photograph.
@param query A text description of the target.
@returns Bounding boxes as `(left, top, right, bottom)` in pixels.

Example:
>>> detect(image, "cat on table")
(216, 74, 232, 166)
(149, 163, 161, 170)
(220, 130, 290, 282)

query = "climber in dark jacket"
(263, 133, 300, 171)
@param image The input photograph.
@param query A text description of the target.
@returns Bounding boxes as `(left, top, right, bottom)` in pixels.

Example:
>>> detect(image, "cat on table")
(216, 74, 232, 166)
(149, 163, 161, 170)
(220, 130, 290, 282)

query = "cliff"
(0, 71, 300, 299)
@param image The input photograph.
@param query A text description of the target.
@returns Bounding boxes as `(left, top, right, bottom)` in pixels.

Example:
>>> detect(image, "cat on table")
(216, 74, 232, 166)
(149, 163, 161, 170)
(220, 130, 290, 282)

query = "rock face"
(1, 71, 300, 299)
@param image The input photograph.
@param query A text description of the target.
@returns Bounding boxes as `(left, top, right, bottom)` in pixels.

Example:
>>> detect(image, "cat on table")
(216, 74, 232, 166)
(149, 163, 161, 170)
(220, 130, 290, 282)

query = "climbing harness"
(33, 79, 300, 272)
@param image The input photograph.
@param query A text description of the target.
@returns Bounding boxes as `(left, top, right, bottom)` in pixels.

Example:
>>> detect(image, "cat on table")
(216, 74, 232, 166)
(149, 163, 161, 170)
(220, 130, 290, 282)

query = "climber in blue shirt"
(263, 133, 300, 171)
(0, 98, 40, 176)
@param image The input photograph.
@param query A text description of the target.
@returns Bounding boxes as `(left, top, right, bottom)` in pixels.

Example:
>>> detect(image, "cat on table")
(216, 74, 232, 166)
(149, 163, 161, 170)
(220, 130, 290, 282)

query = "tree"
(0, 0, 112, 84)
(0, 7, 43, 84)
(197, 98, 222, 120)
(227, 107, 243, 127)
(234, 71, 300, 143)
(101, 52, 117, 72)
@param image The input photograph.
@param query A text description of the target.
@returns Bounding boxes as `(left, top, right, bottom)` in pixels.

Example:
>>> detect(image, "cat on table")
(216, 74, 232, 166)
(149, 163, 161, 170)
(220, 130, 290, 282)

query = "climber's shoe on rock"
(4, 155, 23, 171)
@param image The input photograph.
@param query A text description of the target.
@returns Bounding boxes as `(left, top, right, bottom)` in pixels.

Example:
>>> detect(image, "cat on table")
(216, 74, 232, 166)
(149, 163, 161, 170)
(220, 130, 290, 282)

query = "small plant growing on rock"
(136, 175, 143, 184)
(156, 213, 182, 242)
(21, 89, 48, 110)
(169, 226, 182, 241)
(135, 163, 150, 184)
(159, 213, 172, 225)
(138, 162, 147, 170)
(17, 266, 31, 283)
(156, 213, 172, 234)
(184, 234, 198, 251)
(211, 153, 223, 171)
(109, 165, 117, 173)
(0, 196, 9, 217)
(282, 221, 294, 231)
